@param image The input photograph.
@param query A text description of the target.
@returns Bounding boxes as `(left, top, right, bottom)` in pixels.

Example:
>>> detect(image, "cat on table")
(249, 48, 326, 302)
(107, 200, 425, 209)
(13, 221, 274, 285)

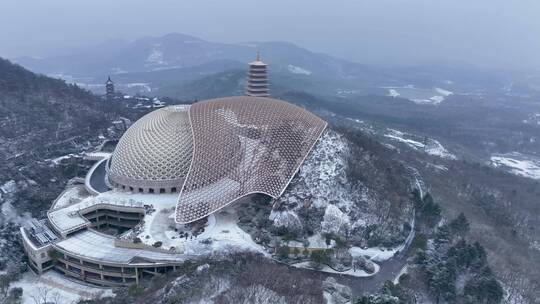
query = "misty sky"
(2, 0, 540, 71)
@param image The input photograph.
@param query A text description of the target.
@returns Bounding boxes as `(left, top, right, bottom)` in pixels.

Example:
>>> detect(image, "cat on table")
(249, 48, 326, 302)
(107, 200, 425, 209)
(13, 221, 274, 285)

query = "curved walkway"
(85, 158, 110, 195)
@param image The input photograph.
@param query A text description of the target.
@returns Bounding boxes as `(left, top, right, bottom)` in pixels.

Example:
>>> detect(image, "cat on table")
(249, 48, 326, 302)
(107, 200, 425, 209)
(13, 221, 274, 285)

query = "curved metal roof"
(175, 96, 327, 223)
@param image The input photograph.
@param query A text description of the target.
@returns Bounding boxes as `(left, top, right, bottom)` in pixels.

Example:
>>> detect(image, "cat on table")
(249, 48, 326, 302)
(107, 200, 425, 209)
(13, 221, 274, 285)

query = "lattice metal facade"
(175, 96, 327, 223)
(108, 105, 193, 193)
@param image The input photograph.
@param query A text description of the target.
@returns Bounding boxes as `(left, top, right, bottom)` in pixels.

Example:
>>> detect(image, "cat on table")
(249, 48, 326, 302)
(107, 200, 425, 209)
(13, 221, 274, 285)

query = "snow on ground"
(287, 64, 312, 75)
(393, 265, 408, 284)
(10, 271, 113, 304)
(51, 185, 89, 210)
(427, 163, 449, 172)
(291, 261, 379, 278)
(349, 246, 399, 263)
(202, 207, 267, 254)
(522, 113, 540, 125)
(323, 291, 334, 304)
(0, 180, 16, 194)
(84, 151, 112, 160)
(307, 233, 333, 249)
(146, 44, 166, 65)
(384, 129, 424, 149)
(50, 154, 77, 165)
(278, 131, 350, 210)
(384, 129, 456, 159)
(269, 210, 302, 229)
(344, 117, 376, 134)
(321, 204, 350, 236)
(424, 139, 457, 160)
(435, 87, 454, 97)
(387, 89, 400, 97)
(491, 152, 540, 180)
(128, 191, 266, 255)
(125, 83, 152, 92)
(383, 86, 454, 105)
(182, 206, 268, 256)
(336, 89, 357, 97)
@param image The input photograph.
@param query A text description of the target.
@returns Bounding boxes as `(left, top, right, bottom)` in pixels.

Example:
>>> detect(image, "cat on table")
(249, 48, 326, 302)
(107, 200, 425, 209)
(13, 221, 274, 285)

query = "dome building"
(20, 57, 329, 288)
(106, 96, 326, 223)
(21, 97, 327, 288)
(107, 105, 193, 194)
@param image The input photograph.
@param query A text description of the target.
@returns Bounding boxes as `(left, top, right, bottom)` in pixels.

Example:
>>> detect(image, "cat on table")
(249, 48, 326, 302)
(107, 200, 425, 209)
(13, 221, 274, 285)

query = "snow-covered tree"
(321, 204, 350, 237)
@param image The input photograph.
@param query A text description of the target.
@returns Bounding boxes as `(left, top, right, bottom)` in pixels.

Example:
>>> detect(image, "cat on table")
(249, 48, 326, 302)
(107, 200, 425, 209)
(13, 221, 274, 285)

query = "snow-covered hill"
(269, 129, 414, 248)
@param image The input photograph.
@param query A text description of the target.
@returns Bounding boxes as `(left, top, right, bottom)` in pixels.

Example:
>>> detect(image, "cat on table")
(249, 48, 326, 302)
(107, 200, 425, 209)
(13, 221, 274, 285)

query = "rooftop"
(53, 229, 188, 264)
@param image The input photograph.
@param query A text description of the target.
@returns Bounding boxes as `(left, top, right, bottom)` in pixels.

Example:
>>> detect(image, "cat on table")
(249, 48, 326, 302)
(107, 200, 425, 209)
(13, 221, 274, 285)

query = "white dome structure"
(108, 105, 193, 193)
(106, 97, 327, 223)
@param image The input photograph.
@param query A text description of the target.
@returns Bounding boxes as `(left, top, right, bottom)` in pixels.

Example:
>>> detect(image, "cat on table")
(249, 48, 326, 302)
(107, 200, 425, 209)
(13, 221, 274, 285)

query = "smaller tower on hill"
(245, 51, 269, 97)
(105, 76, 115, 101)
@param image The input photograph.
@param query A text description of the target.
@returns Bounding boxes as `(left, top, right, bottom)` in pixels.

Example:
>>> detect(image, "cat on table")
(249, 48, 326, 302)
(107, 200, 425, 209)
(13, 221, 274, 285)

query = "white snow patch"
(393, 265, 408, 284)
(291, 261, 379, 277)
(50, 154, 77, 165)
(307, 233, 332, 249)
(349, 246, 398, 263)
(321, 204, 350, 236)
(269, 210, 302, 229)
(425, 140, 457, 160)
(0, 180, 16, 194)
(131, 194, 267, 256)
(126, 83, 152, 92)
(435, 87, 454, 97)
(522, 113, 540, 125)
(491, 153, 540, 180)
(277, 131, 350, 210)
(383, 86, 453, 105)
(146, 44, 167, 65)
(10, 271, 112, 304)
(287, 64, 312, 75)
(183, 207, 268, 256)
(387, 89, 400, 97)
(51, 185, 88, 210)
(384, 129, 456, 159)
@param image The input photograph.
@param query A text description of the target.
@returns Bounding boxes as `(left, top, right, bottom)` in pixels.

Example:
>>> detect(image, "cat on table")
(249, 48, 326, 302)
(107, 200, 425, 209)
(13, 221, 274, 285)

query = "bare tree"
(31, 287, 62, 304)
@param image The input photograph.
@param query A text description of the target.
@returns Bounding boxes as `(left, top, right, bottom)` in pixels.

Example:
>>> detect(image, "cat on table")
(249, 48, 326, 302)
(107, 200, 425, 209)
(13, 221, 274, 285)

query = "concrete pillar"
(135, 268, 139, 285)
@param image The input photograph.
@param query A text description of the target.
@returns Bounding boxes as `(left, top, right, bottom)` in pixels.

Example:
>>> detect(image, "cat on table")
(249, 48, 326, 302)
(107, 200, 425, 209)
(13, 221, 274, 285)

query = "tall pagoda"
(245, 52, 269, 97)
(105, 76, 115, 101)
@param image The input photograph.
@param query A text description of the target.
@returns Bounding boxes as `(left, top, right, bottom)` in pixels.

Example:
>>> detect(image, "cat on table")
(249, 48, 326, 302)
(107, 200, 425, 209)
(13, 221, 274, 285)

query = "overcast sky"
(2, 0, 540, 71)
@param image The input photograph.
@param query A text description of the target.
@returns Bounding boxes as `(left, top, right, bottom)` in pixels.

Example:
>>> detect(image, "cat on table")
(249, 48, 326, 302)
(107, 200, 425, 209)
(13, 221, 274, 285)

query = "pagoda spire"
(105, 76, 115, 101)
(245, 52, 269, 97)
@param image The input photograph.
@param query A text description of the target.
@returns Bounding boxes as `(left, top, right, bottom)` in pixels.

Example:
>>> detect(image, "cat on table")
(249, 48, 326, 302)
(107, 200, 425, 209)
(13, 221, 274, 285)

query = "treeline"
(357, 192, 504, 304)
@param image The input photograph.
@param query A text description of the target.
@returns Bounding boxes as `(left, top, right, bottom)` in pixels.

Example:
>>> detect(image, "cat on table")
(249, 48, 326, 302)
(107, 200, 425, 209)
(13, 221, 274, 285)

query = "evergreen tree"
(434, 224, 452, 249)
(421, 193, 441, 227)
(428, 263, 457, 303)
(464, 275, 504, 304)
(449, 212, 470, 237)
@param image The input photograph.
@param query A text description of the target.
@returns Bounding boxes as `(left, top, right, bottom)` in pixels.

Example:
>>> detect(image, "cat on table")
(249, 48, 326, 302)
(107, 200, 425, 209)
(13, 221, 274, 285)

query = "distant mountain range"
(14, 32, 525, 99)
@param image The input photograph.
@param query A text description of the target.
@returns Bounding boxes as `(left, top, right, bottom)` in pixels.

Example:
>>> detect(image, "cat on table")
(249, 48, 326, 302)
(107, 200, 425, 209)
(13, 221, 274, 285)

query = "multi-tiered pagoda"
(245, 52, 269, 97)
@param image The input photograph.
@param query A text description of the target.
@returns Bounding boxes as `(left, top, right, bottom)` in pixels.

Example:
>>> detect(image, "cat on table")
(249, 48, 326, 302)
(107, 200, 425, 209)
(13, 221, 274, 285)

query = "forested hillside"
(0, 58, 130, 215)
